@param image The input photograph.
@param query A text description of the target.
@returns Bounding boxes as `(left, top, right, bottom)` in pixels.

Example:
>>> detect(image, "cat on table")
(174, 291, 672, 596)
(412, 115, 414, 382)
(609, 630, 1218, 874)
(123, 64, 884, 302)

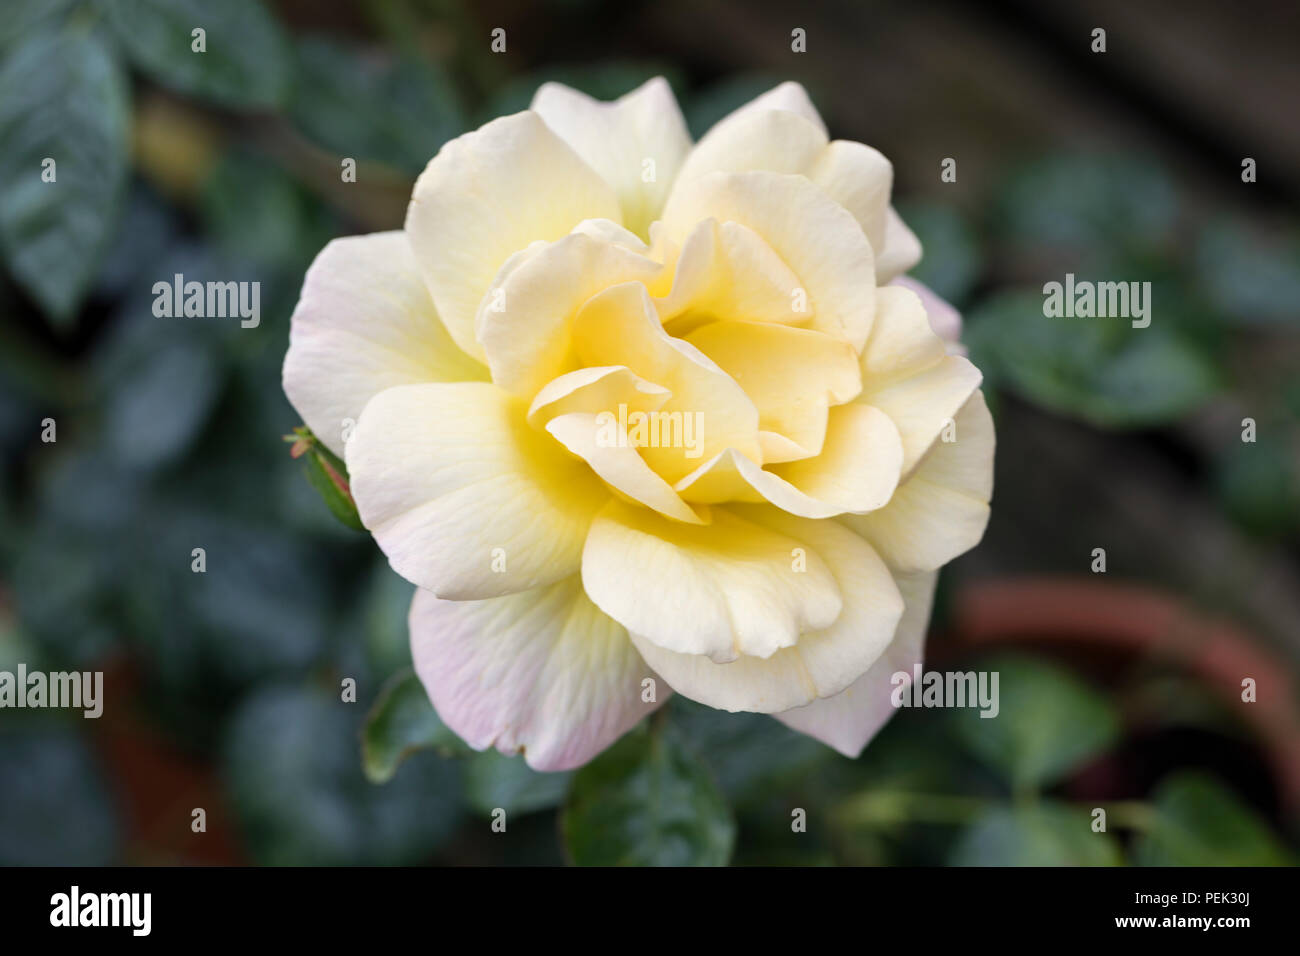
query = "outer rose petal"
(405, 111, 621, 362)
(890, 275, 966, 355)
(346, 382, 608, 599)
(713, 80, 828, 136)
(628, 507, 904, 713)
(775, 570, 937, 756)
(674, 107, 827, 186)
(858, 284, 948, 387)
(675, 86, 917, 281)
(282, 231, 486, 457)
(865, 354, 982, 475)
(843, 390, 995, 573)
(875, 207, 923, 283)
(806, 140, 893, 254)
(410, 577, 664, 772)
(530, 77, 691, 241)
(857, 286, 982, 476)
(582, 498, 842, 662)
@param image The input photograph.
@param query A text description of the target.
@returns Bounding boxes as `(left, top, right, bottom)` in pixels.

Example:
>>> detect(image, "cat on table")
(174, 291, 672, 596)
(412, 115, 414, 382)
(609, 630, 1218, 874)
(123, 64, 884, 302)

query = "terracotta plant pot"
(943, 576, 1300, 815)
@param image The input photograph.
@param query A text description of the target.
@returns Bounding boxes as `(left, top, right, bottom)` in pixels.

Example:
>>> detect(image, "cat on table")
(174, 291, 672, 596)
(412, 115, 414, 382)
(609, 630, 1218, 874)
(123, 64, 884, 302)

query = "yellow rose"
(283, 79, 994, 770)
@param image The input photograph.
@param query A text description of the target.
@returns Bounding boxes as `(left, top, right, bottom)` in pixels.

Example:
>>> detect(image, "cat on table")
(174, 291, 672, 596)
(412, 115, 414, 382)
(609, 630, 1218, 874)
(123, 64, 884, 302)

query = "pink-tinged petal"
(282, 231, 486, 457)
(890, 276, 966, 355)
(409, 577, 665, 771)
(775, 571, 937, 756)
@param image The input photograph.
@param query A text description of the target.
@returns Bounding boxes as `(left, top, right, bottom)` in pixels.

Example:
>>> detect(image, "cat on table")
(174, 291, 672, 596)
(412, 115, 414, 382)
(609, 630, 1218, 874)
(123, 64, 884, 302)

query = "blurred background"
(0, 0, 1297, 866)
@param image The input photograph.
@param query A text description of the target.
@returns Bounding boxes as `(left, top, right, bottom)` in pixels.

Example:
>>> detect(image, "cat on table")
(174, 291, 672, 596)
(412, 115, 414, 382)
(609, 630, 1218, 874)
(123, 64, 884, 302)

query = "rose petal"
(774, 570, 937, 755)
(571, 281, 762, 483)
(405, 111, 621, 361)
(842, 390, 994, 572)
(282, 231, 486, 456)
(477, 228, 664, 397)
(410, 577, 664, 772)
(627, 506, 904, 713)
(890, 276, 966, 355)
(711, 80, 827, 137)
(661, 171, 876, 350)
(546, 412, 704, 524)
(685, 320, 861, 460)
(582, 498, 843, 662)
(675, 404, 903, 519)
(346, 381, 607, 599)
(531, 77, 691, 240)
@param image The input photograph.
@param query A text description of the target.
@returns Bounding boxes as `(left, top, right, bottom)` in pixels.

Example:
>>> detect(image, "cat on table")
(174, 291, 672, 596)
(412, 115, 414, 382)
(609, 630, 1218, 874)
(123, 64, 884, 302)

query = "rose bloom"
(283, 79, 994, 771)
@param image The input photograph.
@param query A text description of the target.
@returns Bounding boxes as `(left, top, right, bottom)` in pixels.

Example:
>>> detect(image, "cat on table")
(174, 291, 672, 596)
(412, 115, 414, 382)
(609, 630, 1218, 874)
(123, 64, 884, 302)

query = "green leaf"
(1196, 221, 1300, 328)
(1092, 332, 1221, 423)
(950, 803, 1123, 866)
(359, 561, 416, 679)
(0, 28, 129, 325)
(1133, 773, 1292, 866)
(465, 751, 572, 817)
(965, 290, 1218, 428)
(288, 427, 364, 531)
(1214, 436, 1300, 538)
(951, 655, 1119, 792)
(101, 338, 223, 470)
(997, 153, 1178, 253)
(226, 685, 463, 865)
(562, 725, 736, 866)
(0, 0, 77, 51)
(895, 201, 982, 304)
(0, 726, 120, 866)
(361, 668, 470, 784)
(668, 697, 828, 804)
(200, 150, 337, 271)
(122, 508, 331, 689)
(290, 36, 463, 173)
(15, 519, 123, 666)
(303, 447, 362, 530)
(106, 0, 291, 109)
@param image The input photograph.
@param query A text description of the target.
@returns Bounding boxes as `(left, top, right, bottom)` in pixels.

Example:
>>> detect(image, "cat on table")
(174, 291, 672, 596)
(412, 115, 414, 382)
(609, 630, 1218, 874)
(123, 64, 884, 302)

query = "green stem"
(835, 791, 993, 827)
(835, 790, 1158, 832)
(1106, 800, 1157, 831)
